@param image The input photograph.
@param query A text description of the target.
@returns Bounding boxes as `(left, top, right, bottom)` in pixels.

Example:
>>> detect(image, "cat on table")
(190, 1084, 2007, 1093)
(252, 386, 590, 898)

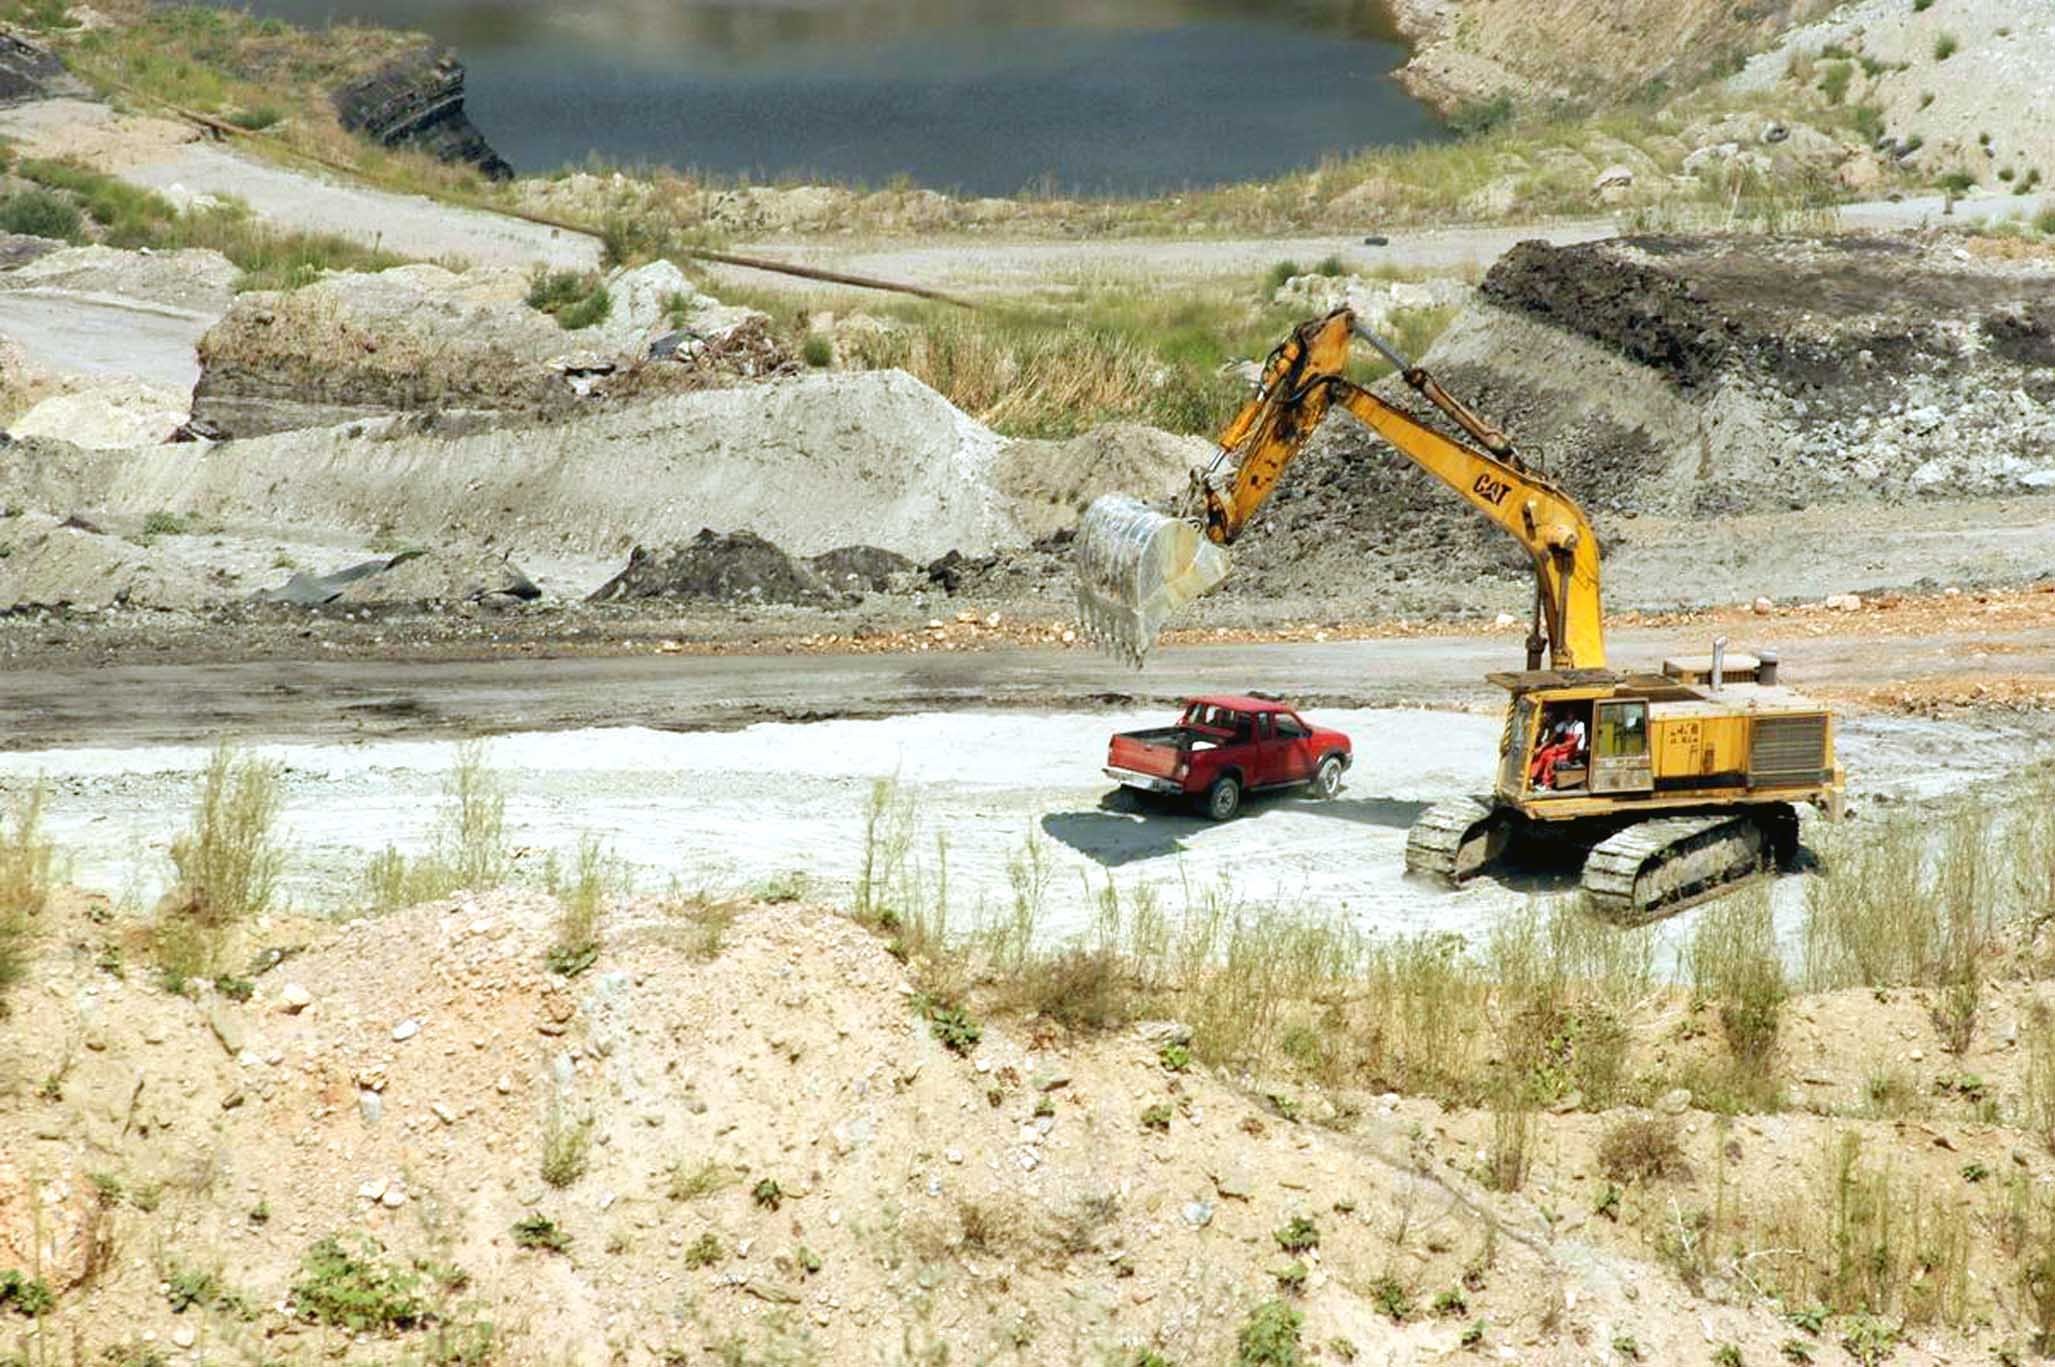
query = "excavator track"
(1580, 807, 1796, 925)
(1405, 797, 1511, 885)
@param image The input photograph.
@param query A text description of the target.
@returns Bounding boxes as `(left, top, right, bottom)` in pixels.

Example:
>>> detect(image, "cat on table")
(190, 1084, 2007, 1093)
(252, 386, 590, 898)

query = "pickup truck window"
(1276, 714, 1309, 740)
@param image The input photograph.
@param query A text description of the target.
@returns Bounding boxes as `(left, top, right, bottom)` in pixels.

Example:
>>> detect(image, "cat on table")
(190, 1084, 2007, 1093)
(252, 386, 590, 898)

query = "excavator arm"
(1075, 308, 1606, 669)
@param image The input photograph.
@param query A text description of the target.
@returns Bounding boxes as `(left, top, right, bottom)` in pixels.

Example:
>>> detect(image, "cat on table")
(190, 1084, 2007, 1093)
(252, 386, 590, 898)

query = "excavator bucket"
(1072, 494, 1230, 665)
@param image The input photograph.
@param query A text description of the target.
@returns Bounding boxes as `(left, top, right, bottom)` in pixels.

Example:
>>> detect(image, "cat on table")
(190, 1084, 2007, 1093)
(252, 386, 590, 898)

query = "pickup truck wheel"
(1203, 776, 1242, 822)
(1310, 754, 1345, 799)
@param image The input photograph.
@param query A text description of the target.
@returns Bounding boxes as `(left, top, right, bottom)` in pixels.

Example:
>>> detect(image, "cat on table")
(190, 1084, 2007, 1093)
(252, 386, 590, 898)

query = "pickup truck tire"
(1203, 776, 1242, 822)
(1310, 754, 1345, 799)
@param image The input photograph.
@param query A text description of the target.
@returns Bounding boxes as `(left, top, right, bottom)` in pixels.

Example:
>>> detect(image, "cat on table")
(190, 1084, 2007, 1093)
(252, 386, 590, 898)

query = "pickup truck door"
(1217, 710, 1264, 787)
(1271, 711, 1317, 783)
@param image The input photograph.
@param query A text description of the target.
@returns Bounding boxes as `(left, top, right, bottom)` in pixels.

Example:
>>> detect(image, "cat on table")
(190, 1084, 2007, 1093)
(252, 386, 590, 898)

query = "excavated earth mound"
(590, 534, 925, 606)
(1221, 233, 2055, 608)
(590, 530, 838, 606)
(193, 261, 771, 438)
(0, 512, 215, 612)
(0, 370, 1023, 565)
(2, 888, 1947, 1366)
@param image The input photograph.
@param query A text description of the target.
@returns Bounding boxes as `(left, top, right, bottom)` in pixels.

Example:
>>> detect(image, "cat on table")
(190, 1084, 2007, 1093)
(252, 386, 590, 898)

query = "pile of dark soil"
(590, 530, 915, 606)
(1188, 233, 2055, 611)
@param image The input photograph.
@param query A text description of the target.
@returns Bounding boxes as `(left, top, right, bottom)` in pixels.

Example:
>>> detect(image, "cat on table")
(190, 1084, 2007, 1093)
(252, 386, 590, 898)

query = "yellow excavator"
(1074, 308, 1845, 922)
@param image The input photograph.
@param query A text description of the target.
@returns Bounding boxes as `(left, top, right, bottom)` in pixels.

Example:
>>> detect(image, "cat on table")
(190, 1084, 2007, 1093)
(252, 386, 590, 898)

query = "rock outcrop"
(0, 32, 83, 106)
(333, 44, 511, 180)
(192, 260, 772, 437)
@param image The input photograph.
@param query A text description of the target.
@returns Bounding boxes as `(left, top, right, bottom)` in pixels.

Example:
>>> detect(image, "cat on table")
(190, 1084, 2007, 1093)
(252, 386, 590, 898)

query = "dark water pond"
(246, 0, 1443, 193)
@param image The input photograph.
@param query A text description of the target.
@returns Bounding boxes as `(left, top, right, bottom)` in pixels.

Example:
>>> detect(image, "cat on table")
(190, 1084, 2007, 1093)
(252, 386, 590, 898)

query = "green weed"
(290, 1235, 427, 1329)
(511, 1214, 570, 1253)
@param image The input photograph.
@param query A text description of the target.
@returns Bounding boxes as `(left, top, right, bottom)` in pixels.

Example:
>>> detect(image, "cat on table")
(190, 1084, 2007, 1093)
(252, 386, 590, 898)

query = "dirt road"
(6, 95, 2042, 303)
(0, 98, 599, 272)
(717, 189, 2054, 297)
(3, 618, 2051, 752)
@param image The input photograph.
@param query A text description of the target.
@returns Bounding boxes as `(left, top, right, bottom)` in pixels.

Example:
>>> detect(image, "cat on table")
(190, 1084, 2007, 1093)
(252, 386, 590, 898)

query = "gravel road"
(123, 143, 600, 272)
(716, 190, 2054, 297)
(3, 619, 2051, 752)
(0, 99, 599, 273)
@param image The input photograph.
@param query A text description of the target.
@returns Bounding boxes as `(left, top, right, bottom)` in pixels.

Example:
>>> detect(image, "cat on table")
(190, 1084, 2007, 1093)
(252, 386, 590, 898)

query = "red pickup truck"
(1105, 695, 1353, 820)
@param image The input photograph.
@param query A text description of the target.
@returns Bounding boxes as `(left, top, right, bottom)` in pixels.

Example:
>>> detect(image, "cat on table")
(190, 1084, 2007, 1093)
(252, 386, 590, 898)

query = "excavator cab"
(1509, 693, 1653, 798)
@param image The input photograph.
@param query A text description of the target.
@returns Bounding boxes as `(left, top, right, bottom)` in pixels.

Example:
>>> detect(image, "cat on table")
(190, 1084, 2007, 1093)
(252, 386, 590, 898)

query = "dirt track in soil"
(3, 614, 2053, 750)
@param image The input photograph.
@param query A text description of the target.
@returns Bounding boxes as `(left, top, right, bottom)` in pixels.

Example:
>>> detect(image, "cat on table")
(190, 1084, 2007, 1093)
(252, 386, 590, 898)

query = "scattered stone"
(1657, 1088, 1693, 1116)
(745, 1279, 803, 1305)
(380, 1185, 407, 1209)
(1033, 1070, 1072, 1093)
(432, 1103, 457, 1126)
(1181, 1200, 1215, 1228)
(1212, 1171, 1253, 1201)
(279, 982, 313, 1014)
(171, 1328, 195, 1350)
(206, 1005, 245, 1057)
(392, 1018, 422, 1042)
(358, 1090, 384, 1126)
(1134, 1021, 1193, 1047)
(1753, 596, 1774, 615)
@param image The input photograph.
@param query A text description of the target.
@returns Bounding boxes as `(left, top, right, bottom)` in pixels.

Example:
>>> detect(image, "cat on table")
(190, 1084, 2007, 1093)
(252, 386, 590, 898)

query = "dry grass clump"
(156, 743, 285, 981)
(539, 1103, 593, 1188)
(1690, 886, 1787, 1071)
(750, 280, 1459, 441)
(543, 834, 624, 977)
(0, 784, 55, 1012)
(361, 741, 511, 912)
(1599, 1117, 1688, 1184)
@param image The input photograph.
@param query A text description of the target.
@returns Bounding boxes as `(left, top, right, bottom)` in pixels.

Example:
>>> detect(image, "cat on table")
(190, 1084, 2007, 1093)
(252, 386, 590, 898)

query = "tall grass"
(802, 283, 1458, 440)
(361, 741, 510, 912)
(1802, 805, 1999, 996)
(9, 159, 408, 289)
(0, 785, 55, 1013)
(846, 777, 1667, 1100)
(1753, 1131, 1973, 1328)
(158, 743, 285, 980)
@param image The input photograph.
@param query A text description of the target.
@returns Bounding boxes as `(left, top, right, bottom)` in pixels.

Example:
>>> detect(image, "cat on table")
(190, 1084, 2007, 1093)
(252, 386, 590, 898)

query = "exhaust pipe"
(1711, 636, 1728, 692)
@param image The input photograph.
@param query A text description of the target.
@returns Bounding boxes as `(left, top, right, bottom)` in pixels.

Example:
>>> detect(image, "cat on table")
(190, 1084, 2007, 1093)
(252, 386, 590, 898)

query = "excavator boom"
(1074, 308, 1605, 669)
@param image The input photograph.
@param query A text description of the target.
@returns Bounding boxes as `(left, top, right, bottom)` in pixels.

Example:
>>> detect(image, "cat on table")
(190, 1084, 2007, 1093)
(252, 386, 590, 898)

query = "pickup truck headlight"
(1174, 761, 1189, 781)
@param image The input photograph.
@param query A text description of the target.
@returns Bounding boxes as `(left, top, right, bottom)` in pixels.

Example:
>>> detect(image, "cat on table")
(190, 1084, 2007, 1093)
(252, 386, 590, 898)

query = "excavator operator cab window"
(1594, 701, 1649, 760)
(1528, 701, 1593, 793)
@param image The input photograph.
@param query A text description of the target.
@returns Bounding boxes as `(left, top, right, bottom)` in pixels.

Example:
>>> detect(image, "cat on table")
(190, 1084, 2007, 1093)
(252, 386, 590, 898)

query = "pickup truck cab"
(1105, 695, 1353, 821)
